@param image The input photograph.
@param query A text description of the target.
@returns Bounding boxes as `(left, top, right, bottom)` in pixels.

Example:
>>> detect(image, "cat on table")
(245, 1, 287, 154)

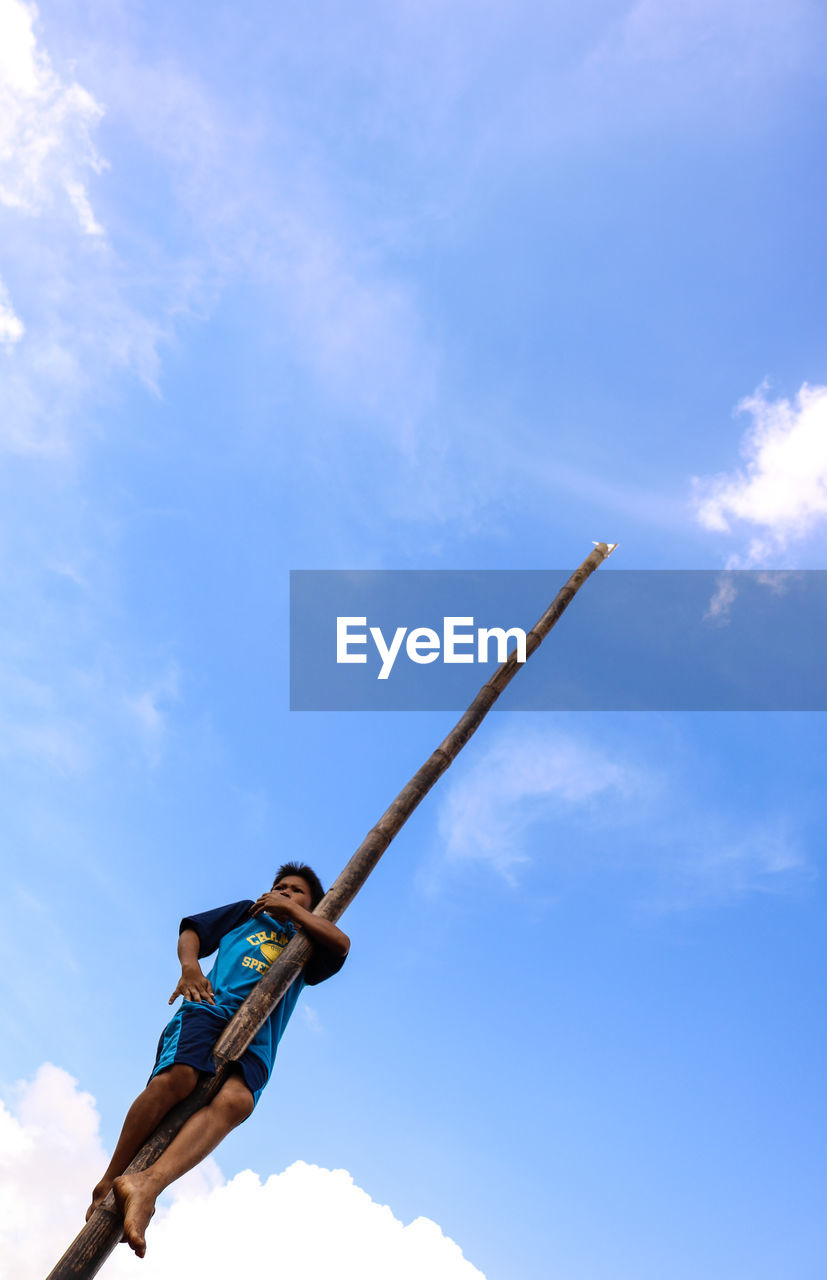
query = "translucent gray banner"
(289, 570, 826, 711)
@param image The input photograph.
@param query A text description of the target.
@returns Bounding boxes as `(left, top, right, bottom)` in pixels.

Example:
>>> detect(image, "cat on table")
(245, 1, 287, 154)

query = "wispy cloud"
(581, 0, 817, 121)
(0, 0, 177, 456)
(0, 1, 442, 483)
(434, 722, 812, 905)
(0, 274, 24, 344)
(0, 10, 198, 781)
(64, 177, 104, 237)
(0, 0, 106, 229)
(101, 52, 440, 454)
(0, 646, 188, 780)
(437, 725, 645, 883)
(693, 382, 827, 566)
(124, 662, 181, 765)
(703, 572, 739, 623)
(591, 0, 811, 72)
(301, 1004, 324, 1035)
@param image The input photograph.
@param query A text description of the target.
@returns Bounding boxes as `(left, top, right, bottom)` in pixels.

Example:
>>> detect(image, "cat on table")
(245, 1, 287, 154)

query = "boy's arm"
(250, 893, 350, 958)
(168, 928, 216, 1005)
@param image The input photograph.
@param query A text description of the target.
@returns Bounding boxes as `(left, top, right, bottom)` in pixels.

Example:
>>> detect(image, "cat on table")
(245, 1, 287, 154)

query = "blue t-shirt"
(180, 900, 343, 1079)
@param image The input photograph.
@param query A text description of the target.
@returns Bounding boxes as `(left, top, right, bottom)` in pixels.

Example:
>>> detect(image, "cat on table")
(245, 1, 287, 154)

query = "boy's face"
(271, 874, 314, 911)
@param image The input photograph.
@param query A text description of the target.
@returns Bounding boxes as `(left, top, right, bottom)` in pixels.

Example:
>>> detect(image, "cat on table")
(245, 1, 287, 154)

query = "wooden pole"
(46, 542, 616, 1279)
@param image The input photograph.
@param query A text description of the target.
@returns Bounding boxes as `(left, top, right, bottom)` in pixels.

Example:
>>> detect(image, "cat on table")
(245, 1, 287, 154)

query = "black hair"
(272, 861, 325, 909)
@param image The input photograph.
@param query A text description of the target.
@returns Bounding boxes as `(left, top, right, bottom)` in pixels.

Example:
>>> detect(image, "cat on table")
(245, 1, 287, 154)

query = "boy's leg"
(114, 1072, 255, 1258)
(86, 1064, 199, 1219)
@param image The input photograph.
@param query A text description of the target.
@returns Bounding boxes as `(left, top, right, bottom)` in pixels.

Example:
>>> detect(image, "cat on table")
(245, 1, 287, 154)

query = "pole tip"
(592, 541, 619, 555)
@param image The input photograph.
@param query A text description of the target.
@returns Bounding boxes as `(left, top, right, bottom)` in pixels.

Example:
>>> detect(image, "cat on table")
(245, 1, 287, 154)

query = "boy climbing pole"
(86, 862, 349, 1258)
(48, 546, 612, 1280)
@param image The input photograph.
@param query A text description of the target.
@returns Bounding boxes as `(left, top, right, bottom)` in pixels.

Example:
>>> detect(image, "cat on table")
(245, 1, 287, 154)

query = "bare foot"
(112, 1174, 157, 1258)
(86, 1180, 112, 1221)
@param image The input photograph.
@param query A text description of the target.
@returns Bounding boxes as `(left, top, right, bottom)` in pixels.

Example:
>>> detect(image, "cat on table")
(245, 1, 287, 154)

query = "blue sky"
(1, 1, 826, 1277)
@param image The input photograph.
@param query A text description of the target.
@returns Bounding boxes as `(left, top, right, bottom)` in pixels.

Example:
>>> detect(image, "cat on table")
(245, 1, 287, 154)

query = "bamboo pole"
(47, 542, 616, 1279)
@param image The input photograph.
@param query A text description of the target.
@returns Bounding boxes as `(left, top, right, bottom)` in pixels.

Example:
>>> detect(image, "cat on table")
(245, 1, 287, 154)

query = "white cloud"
(105, 1164, 486, 1280)
(0, 1063, 107, 1278)
(693, 383, 827, 564)
(437, 726, 640, 881)
(0, 0, 106, 231)
(0, 0, 176, 456)
(123, 663, 181, 763)
(0, 1065, 486, 1280)
(64, 177, 104, 236)
(0, 275, 24, 343)
(580, 0, 816, 122)
(703, 572, 738, 622)
(0, 642, 179, 777)
(301, 1004, 324, 1034)
(93, 50, 438, 456)
(0, 710, 90, 772)
(434, 723, 810, 904)
(596, 0, 808, 69)
(0, 3, 439, 476)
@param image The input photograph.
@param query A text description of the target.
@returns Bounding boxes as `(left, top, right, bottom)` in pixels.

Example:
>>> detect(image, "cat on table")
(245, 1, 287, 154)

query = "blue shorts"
(150, 1001, 270, 1106)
